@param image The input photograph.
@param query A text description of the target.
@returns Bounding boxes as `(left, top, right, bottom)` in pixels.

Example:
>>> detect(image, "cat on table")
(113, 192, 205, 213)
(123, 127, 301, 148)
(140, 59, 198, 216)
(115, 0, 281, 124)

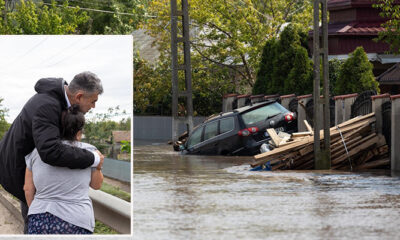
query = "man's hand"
(96, 150, 104, 170)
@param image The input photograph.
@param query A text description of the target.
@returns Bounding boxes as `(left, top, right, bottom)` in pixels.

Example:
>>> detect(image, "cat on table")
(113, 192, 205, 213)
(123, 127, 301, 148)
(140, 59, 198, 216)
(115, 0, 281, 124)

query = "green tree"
(145, 0, 313, 88)
(285, 44, 313, 95)
(373, 0, 400, 54)
(0, 0, 89, 34)
(254, 24, 313, 95)
(253, 39, 277, 95)
(84, 107, 131, 153)
(0, 97, 10, 139)
(328, 59, 344, 95)
(48, 0, 150, 34)
(335, 47, 380, 95)
(134, 53, 236, 116)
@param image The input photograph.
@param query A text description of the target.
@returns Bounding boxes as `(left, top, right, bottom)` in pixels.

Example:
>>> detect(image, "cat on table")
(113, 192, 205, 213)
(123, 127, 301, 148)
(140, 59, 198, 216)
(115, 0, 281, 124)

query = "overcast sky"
(0, 35, 132, 123)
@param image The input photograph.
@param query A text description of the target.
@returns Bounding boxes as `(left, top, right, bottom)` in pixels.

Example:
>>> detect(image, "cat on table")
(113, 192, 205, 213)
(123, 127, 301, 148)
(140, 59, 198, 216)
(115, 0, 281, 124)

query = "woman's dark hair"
(61, 104, 85, 141)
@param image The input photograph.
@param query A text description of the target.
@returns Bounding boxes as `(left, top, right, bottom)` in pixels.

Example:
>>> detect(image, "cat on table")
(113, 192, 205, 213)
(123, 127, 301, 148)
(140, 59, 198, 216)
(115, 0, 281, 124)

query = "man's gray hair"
(69, 71, 103, 95)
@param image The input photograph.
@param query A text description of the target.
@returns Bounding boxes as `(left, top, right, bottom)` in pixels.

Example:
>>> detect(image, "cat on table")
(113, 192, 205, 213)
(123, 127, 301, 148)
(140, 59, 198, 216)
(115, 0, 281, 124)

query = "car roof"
(233, 100, 275, 113)
(203, 100, 276, 123)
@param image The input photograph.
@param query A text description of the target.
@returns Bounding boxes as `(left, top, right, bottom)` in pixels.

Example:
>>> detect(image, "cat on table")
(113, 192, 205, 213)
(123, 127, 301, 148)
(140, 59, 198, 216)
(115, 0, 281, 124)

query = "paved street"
(0, 201, 23, 234)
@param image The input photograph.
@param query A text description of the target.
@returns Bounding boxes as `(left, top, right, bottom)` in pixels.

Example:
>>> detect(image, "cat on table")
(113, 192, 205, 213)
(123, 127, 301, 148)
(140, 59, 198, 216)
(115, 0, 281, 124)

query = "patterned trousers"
(28, 212, 92, 234)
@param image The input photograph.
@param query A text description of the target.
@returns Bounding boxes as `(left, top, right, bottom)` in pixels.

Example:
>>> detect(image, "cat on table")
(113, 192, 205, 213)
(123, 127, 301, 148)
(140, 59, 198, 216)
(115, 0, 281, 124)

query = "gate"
(305, 98, 335, 127)
(382, 101, 391, 147)
(288, 98, 298, 131)
(289, 98, 298, 114)
(350, 90, 376, 118)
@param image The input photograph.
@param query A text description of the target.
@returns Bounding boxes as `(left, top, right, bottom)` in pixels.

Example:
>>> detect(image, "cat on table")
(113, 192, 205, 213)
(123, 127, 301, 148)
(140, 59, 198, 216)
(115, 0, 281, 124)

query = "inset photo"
(0, 35, 132, 235)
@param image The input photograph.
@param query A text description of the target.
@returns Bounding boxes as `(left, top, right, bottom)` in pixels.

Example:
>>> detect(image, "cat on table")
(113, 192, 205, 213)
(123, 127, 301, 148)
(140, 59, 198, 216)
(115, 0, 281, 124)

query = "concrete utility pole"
(313, 0, 331, 169)
(170, 0, 194, 142)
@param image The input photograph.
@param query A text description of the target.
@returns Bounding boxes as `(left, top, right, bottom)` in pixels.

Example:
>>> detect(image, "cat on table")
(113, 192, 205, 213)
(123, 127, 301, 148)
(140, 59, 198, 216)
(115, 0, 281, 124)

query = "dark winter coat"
(0, 78, 94, 203)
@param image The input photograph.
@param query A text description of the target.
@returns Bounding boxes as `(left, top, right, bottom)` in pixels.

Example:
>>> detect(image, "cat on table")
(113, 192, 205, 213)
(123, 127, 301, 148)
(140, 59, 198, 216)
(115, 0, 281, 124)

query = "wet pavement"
(133, 141, 400, 240)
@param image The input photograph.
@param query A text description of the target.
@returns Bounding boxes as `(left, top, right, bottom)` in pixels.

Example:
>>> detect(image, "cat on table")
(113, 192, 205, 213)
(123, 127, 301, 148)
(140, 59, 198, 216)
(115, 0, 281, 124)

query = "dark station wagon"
(180, 100, 297, 156)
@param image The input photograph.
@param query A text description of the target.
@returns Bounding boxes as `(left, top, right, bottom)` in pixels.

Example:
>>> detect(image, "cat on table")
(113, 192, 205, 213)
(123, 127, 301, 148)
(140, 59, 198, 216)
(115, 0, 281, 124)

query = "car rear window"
(241, 102, 289, 126)
(204, 121, 218, 141)
(220, 117, 234, 134)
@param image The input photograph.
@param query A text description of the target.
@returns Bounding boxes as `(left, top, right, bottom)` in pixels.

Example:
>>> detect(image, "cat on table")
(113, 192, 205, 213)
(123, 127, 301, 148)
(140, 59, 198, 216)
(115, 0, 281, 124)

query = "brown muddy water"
(133, 141, 400, 240)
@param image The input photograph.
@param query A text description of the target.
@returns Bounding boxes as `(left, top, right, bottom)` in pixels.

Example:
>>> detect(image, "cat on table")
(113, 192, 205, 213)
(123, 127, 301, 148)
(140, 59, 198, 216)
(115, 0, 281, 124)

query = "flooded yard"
(133, 142, 400, 239)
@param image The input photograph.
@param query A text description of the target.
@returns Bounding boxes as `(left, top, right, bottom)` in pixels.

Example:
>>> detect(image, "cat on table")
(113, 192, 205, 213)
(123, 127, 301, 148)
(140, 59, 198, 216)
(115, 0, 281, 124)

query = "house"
(111, 130, 131, 160)
(308, 0, 400, 93)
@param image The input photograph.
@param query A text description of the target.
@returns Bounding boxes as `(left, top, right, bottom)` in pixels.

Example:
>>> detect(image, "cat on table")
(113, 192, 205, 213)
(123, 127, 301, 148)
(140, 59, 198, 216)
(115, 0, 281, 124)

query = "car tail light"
(284, 112, 295, 122)
(238, 127, 259, 136)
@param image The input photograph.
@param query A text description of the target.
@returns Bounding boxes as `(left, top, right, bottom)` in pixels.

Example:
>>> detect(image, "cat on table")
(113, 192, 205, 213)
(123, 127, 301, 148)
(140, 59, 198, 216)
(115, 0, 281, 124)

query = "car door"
(186, 125, 204, 154)
(199, 120, 219, 155)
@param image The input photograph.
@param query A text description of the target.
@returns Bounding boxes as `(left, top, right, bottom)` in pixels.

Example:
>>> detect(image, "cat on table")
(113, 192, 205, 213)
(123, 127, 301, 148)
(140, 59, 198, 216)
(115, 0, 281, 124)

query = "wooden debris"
(251, 112, 390, 171)
(266, 128, 282, 147)
(304, 120, 313, 135)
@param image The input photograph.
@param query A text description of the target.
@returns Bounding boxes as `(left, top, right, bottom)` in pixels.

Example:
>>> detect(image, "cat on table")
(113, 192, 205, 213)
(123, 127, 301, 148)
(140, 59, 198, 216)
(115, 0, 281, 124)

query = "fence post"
(372, 94, 390, 134)
(334, 93, 358, 125)
(280, 94, 296, 110)
(222, 93, 238, 112)
(264, 94, 280, 102)
(236, 94, 250, 108)
(297, 94, 313, 132)
(250, 94, 265, 105)
(391, 95, 400, 171)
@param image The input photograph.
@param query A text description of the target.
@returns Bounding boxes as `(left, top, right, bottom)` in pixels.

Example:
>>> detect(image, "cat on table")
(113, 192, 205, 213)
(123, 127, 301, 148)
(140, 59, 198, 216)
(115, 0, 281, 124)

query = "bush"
(253, 24, 313, 95)
(335, 47, 380, 95)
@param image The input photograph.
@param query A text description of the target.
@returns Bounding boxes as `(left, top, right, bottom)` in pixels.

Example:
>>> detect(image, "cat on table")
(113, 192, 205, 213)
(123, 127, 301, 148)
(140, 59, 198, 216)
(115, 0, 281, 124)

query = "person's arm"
(90, 166, 104, 190)
(23, 168, 35, 207)
(32, 103, 99, 169)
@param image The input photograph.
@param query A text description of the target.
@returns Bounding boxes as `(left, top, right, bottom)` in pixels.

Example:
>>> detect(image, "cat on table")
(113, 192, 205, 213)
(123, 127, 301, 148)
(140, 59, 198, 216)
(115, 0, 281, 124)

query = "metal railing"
(89, 189, 131, 234)
(0, 188, 131, 234)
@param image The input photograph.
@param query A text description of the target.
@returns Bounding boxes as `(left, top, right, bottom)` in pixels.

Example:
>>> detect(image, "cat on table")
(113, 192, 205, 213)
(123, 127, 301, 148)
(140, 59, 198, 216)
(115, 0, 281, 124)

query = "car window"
(241, 102, 289, 126)
(220, 117, 234, 134)
(187, 126, 203, 148)
(204, 121, 218, 141)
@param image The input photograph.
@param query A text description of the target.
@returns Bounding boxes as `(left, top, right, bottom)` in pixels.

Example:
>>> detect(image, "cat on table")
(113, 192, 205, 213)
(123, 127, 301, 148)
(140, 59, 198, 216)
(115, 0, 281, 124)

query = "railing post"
(222, 94, 238, 112)
(250, 94, 265, 104)
(334, 93, 358, 125)
(280, 94, 296, 110)
(391, 95, 400, 171)
(297, 94, 313, 132)
(236, 94, 250, 108)
(372, 94, 390, 134)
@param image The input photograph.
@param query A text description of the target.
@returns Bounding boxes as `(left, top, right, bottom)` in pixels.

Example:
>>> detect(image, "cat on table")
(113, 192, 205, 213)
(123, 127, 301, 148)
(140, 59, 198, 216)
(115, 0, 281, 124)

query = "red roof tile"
(328, 21, 385, 35)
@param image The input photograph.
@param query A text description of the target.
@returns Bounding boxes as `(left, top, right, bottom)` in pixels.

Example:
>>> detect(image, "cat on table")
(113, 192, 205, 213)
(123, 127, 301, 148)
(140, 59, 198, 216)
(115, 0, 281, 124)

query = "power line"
(44, 37, 103, 68)
(42, 2, 156, 18)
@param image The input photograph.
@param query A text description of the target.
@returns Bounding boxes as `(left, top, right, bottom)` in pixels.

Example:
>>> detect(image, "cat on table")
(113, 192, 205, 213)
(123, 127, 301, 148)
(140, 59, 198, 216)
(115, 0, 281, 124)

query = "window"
(220, 117, 234, 134)
(187, 126, 203, 148)
(241, 103, 289, 126)
(204, 121, 218, 141)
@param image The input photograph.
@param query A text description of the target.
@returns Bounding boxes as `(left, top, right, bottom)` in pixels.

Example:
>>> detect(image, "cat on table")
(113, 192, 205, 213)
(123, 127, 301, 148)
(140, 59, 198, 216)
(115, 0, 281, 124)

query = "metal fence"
(103, 158, 131, 183)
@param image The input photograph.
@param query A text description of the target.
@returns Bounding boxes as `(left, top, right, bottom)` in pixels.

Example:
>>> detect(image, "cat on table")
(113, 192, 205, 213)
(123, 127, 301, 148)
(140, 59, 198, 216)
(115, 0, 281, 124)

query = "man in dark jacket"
(0, 71, 105, 233)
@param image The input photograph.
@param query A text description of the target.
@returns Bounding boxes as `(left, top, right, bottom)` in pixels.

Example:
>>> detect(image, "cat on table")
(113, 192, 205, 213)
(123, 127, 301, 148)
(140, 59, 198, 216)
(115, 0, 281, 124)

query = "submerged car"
(180, 100, 297, 156)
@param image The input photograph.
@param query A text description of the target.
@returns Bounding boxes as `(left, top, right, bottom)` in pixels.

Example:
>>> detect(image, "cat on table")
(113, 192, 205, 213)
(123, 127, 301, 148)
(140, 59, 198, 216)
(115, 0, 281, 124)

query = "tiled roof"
(328, 21, 385, 35)
(112, 131, 131, 143)
(328, 0, 373, 9)
(377, 63, 400, 84)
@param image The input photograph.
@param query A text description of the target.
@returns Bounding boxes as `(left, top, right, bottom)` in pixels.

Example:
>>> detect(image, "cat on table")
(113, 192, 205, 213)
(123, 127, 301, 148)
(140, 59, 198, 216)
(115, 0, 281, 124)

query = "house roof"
(327, 21, 385, 36)
(377, 63, 400, 84)
(112, 131, 131, 143)
(328, 0, 374, 10)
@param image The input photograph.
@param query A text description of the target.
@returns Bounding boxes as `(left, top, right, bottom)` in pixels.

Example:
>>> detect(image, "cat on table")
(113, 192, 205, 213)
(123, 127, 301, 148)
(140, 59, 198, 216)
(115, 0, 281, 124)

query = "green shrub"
(335, 47, 379, 95)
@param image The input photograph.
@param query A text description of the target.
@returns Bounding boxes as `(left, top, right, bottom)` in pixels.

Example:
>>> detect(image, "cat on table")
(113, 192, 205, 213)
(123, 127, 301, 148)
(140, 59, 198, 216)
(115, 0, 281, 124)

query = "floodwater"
(133, 141, 400, 240)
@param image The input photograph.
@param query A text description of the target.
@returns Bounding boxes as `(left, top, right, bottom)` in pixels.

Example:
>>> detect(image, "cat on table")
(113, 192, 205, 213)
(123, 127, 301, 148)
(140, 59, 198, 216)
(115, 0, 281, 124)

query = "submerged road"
(133, 142, 400, 239)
